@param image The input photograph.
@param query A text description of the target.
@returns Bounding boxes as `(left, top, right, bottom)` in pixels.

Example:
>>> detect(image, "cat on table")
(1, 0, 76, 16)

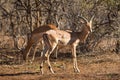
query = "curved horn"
(55, 15, 60, 29)
(90, 15, 94, 24)
(78, 15, 88, 23)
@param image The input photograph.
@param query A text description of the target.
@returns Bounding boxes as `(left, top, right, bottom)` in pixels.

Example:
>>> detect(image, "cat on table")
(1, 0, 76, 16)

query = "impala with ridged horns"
(40, 15, 94, 74)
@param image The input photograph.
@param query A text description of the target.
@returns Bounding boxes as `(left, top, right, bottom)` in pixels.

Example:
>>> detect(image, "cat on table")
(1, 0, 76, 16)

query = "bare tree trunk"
(35, 0, 41, 27)
(26, 0, 33, 32)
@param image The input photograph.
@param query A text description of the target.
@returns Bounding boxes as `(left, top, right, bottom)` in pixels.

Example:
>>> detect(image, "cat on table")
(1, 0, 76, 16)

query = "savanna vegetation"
(0, 0, 120, 80)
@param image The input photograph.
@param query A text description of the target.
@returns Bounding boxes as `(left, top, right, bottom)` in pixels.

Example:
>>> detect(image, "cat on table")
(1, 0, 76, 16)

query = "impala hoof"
(74, 69, 80, 73)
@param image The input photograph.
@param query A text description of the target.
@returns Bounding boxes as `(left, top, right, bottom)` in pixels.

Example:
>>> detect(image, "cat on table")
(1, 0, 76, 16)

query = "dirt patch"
(0, 52, 120, 80)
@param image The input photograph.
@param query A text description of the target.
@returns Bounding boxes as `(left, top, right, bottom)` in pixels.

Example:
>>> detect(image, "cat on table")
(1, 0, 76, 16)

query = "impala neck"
(79, 26, 90, 43)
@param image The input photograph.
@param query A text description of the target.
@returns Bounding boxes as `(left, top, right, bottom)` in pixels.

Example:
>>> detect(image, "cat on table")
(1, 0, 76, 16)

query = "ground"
(0, 51, 120, 80)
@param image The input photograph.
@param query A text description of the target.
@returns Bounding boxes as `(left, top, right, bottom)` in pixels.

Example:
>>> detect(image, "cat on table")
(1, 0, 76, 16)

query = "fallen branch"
(0, 53, 14, 59)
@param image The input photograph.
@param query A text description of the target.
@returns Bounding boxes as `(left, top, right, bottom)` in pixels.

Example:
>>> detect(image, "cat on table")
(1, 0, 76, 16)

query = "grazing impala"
(40, 15, 94, 74)
(27, 15, 72, 61)
(23, 24, 58, 61)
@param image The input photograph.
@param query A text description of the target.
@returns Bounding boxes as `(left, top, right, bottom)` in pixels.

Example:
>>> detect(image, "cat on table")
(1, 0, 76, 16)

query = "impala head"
(79, 15, 94, 33)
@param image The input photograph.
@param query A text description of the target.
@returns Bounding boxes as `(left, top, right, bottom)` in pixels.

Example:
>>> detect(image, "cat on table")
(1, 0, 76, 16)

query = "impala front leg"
(23, 41, 33, 61)
(31, 44, 37, 62)
(72, 46, 80, 73)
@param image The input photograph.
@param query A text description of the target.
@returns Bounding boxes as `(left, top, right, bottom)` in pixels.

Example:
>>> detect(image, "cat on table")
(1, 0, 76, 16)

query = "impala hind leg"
(42, 34, 58, 74)
(46, 43, 57, 74)
(54, 46, 58, 59)
(47, 53, 55, 74)
(40, 47, 48, 74)
(40, 44, 57, 74)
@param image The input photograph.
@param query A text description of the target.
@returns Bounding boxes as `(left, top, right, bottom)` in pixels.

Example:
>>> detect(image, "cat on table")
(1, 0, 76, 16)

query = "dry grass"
(0, 51, 120, 80)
